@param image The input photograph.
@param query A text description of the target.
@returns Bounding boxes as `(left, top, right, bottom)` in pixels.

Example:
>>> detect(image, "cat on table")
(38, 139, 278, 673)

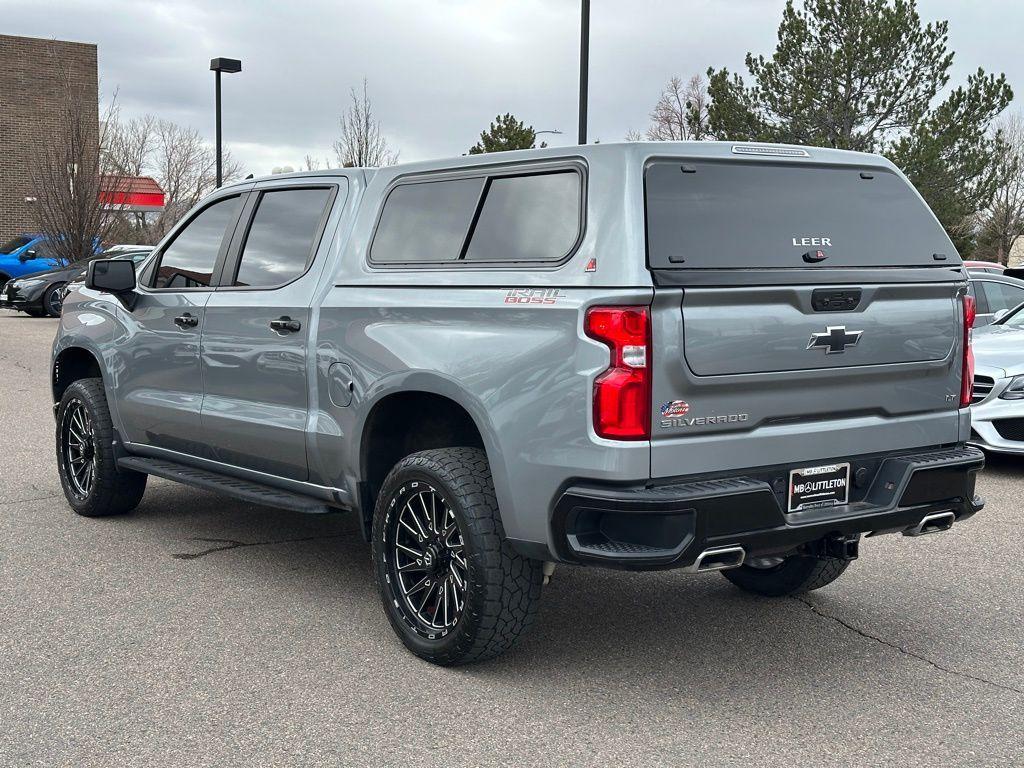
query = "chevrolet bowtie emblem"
(807, 325, 863, 354)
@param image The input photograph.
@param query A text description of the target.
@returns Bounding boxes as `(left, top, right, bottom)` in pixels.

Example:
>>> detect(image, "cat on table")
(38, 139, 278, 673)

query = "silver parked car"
(966, 269, 1024, 326)
(970, 304, 1024, 454)
(51, 142, 985, 664)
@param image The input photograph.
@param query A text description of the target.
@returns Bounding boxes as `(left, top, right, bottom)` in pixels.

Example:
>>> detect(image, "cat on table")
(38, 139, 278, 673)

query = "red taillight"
(960, 293, 976, 407)
(585, 306, 651, 440)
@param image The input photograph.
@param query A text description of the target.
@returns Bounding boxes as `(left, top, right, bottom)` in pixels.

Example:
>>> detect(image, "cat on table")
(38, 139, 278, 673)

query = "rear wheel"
(721, 553, 850, 597)
(43, 282, 66, 317)
(55, 378, 146, 517)
(372, 447, 543, 665)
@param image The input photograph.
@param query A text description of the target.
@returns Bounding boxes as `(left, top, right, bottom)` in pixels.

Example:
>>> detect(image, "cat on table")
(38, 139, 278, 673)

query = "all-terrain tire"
(55, 378, 147, 517)
(372, 447, 543, 665)
(722, 554, 850, 597)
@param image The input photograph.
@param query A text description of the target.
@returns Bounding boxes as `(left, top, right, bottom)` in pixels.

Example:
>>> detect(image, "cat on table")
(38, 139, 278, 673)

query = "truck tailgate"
(681, 283, 955, 376)
(649, 282, 964, 479)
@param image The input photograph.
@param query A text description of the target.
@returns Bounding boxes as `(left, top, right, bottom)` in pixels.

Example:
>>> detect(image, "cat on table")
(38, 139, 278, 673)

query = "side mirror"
(19, 250, 36, 262)
(86, 259, 137, 309)
(993, 309, 1009, 323)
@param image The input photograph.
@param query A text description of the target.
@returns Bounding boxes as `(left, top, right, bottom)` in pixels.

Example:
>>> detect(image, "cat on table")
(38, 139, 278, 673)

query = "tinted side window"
(153, 196, 241, 289)
(234, 188, 332, 287)
(32, 242, 59, 259)
(464, 172, 581, 262)
(0, 236, 33, 253)
(370, 178, 485, 263)
(982, 281, 1024, 313)
(1002, 284, 1024, 311)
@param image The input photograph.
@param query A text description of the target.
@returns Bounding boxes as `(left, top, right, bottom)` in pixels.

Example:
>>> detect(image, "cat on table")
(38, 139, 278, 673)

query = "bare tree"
(152, 119, 241, 239)
(974, 115, 1024, 265)
(303, 154, 328, 171)
(646, 74, 712, 142)
(333, 79, 398, 168)
(104, 116, 242, 243)
(28, 55, 123, 263)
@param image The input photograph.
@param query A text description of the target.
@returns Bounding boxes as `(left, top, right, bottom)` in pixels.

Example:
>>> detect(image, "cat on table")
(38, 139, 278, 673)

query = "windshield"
(0, 236, 32, 254)
(645, 160, 958, 269)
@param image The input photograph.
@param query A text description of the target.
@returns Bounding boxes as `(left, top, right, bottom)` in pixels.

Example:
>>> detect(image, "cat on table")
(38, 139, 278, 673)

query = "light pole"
(210, 57, 242, 187)
(578, 0, 590, 145)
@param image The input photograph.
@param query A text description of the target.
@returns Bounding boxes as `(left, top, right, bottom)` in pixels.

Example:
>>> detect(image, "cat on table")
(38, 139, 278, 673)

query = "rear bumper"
(551, 445, 984, 570)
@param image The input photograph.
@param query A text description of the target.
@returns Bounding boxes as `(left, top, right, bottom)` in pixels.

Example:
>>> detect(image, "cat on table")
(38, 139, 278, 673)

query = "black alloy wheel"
(383, 483, 469, 636)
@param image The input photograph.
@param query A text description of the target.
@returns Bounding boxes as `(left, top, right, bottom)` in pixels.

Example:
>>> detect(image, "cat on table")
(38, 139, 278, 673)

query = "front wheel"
(372, 447, 543, 665)
(55, 378, 147, 517)
(43, 282, 66, 317)
(721, 553, 850, 597)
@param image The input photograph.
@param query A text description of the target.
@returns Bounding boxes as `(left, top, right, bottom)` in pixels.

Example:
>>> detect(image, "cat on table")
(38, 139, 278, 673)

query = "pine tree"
(468, 114, 542, 154)
(705, 0, 1012, 252)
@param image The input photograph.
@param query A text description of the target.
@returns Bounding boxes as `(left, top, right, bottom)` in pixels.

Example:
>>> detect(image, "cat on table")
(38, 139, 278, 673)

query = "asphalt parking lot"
(1, 311, 1022, 767)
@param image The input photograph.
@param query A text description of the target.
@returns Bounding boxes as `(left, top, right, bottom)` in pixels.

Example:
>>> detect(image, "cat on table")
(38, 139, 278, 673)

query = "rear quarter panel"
(313, 150, 654, 549)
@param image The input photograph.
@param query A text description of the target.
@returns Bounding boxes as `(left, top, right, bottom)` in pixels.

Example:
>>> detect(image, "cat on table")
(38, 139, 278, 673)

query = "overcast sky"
(2, 0, 1022, 174)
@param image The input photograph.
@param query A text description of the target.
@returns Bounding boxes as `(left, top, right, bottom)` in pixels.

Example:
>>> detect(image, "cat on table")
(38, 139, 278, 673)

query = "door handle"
(174, 313, 199, 328)
(270, 316, 302, 333)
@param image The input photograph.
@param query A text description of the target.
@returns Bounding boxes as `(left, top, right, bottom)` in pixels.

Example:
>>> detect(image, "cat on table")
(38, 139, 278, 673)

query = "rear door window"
(233, 188, 333, 287)
(645, 160, 958, 269)
(153, 195, 241, 289)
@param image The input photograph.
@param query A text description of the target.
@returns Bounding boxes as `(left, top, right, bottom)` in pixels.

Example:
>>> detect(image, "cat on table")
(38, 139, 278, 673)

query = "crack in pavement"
(795, 595, 1023, 696)
(7, 492, 64, 505)
(172, 532, 358, 560)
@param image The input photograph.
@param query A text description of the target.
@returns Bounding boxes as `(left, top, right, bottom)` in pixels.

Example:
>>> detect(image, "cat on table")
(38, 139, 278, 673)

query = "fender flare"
(353, 370, 523, 539)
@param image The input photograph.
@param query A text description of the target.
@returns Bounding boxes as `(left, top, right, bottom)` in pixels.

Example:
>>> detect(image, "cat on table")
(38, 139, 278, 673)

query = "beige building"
(1008, 235, 1024, 268)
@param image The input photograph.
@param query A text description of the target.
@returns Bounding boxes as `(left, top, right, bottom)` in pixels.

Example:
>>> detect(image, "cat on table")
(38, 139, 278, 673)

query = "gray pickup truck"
(52, 142, 984, 665)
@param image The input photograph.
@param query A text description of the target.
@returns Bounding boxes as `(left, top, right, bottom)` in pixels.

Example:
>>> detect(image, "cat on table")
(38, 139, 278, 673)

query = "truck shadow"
(120, 479, 981, 707)
(980, 452, 1024, 477)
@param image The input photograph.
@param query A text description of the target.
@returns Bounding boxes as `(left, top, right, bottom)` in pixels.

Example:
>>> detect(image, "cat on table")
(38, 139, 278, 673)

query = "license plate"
(788, 462, 850, 512)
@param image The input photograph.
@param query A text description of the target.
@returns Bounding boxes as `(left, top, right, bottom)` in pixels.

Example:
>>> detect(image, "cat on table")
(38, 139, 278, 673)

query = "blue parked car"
(0, 235, 65, 283)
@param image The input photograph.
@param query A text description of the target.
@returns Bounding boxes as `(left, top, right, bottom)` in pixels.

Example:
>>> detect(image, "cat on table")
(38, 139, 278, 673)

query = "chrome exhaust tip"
(903, 510, 956, 537)
(686, 545, 746, 573)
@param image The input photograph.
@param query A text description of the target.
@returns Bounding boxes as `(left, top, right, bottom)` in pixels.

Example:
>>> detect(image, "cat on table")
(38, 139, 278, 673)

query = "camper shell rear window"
(644, 159, 959, 270)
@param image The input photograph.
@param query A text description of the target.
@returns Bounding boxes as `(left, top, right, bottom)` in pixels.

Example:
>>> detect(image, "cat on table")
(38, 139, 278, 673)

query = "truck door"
(199, 182, 342, 481)
(114, 192, 245, 454)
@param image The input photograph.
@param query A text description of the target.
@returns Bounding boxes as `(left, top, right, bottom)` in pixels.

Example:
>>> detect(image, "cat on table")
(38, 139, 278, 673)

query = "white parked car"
(970, 304, 1024, 454)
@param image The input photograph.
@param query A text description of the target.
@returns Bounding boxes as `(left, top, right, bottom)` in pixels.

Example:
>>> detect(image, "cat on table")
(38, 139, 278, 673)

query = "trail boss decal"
(504, 288, 563, 305)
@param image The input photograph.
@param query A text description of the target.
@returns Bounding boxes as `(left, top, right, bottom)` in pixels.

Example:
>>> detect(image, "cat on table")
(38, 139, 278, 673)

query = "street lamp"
(578, 0, 590, 145)
(535, 129, 563, 135)
(210, 57, 242, 187)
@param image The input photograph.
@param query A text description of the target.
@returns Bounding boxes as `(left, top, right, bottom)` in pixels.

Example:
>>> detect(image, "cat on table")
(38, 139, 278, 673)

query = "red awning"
(100, 175, 166, 212)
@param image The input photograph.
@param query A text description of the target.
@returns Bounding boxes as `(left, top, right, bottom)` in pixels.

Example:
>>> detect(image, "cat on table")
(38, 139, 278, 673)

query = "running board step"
(117, 456, 334, 514)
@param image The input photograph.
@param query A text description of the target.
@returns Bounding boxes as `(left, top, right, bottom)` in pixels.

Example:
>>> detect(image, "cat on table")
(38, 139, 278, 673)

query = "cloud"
(2, 0, 1019, 175)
